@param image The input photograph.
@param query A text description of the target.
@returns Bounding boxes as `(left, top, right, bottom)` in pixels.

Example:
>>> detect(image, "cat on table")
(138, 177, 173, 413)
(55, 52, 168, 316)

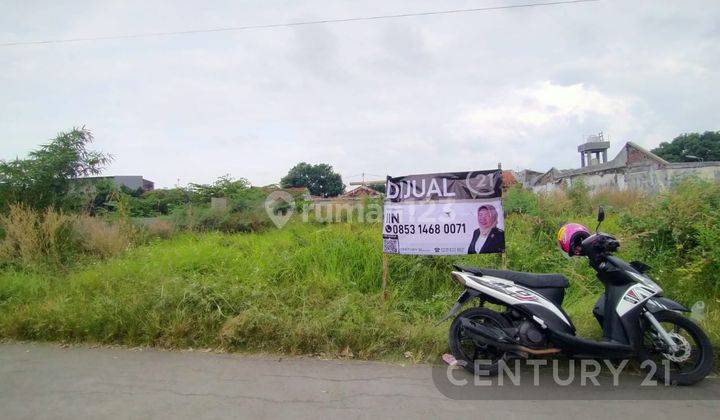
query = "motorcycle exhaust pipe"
(460, 318, 515, 344)
(460, 318, 560, 356)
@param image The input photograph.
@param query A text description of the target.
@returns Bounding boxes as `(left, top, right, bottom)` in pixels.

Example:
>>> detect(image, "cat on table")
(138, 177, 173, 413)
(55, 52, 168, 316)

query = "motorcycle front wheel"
(448, 307, 511, 376)
(639, 310, 714, 385)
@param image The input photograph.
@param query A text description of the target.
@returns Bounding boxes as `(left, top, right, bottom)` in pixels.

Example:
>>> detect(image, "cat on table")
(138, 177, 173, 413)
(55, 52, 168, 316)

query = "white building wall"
(530, 163, 720, 194)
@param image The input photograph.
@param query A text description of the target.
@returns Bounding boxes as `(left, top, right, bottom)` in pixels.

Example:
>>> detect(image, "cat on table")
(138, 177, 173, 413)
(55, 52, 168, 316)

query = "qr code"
(383, 236, 399, 254)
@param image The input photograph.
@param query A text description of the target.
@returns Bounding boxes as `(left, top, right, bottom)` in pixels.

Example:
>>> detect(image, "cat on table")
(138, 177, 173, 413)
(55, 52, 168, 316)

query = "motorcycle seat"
(453, 264, 570, 289)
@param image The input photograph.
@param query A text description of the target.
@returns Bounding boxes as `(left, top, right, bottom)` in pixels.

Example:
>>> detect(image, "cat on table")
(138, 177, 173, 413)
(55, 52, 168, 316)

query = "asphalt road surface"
(1, 342, 718, 419)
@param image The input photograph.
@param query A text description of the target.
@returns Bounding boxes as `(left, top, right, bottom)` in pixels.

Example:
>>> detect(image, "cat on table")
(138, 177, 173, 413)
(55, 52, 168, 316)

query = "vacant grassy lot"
(1, 211, 717, 362)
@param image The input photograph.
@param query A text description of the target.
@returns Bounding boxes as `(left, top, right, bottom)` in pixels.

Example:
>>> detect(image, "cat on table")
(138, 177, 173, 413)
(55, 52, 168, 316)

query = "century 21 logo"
(466, 172, 497, 197)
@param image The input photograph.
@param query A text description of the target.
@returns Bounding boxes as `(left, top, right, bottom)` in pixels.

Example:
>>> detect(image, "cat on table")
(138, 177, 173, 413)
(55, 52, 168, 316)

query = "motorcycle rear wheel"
(448, 307, 511, 376)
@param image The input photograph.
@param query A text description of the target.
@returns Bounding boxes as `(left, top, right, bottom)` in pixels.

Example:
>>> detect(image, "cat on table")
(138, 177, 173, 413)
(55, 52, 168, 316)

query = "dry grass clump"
(0, 204, 42, 265)
(0, 205, 76, 265)
(0, 204, 131, 267)
(537, 190, 572, 216)
(591, 188, 646, 210)
(537, 186, 646, 217)
(74, 215, 132, 258)
(145, 219, 175, 239)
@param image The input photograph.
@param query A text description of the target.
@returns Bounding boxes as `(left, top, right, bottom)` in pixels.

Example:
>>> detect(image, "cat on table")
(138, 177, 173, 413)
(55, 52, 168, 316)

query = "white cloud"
(446, 82, 664, 170)
(1, 0, 719, 186)
(458, 82, 639, 139)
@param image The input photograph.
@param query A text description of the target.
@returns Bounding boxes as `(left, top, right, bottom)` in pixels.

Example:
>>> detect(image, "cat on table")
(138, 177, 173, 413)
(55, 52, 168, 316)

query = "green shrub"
(187, 175, 252, 204)
(171, 203, 271, 233)
(566, 180, 592, 215)
(503, 185, 539, 215)
(538, 190, 573, 217)
(620, 177, 720, 299)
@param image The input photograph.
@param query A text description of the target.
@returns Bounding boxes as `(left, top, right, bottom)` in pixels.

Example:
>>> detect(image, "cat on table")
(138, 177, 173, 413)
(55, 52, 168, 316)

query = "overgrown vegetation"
(651, 130, 720, 162)
(2, 131, 283, 234)
(0, 127, 111, 212)
(0, 204, 134, 267)
(621, 177, 720, 301)
(0, 179, 717, 363)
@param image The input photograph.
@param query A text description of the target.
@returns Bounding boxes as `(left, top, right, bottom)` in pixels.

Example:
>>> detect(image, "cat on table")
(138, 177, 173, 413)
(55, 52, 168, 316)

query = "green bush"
(130, 188, 190, 216)
(171, 203, 271, 233)
(566, 180, 592, 215)
(503, 185, 539, 215)
(187, 175, 252, 204)
(620, 177, 720, 299)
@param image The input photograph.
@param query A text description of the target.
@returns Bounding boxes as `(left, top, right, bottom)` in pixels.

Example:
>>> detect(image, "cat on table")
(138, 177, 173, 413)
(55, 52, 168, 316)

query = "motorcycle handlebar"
(581, 233, 620, 260)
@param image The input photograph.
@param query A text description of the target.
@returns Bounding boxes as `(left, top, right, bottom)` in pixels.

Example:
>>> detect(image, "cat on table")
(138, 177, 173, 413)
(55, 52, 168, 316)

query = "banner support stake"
(382, 253, 389, 299)
(498, 162, 508, 270)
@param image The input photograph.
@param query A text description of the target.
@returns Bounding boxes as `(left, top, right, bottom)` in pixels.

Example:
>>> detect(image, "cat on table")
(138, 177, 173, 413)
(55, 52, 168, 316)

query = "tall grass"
(0, 181, 717, 363)
(0, 204, 134, 267)
(171, 204, 272, 233)
(1, 214, 716, 361)
(0, 224, 451, 358)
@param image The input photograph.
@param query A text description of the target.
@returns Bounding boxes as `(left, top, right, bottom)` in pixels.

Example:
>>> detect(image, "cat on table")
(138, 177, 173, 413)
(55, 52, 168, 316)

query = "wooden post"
(498, 162, 508, 270)
(382, 253, 389, 299)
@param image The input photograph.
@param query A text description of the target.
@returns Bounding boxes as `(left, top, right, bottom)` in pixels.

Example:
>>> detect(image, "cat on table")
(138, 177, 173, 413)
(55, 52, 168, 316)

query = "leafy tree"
(0, 127, 112, 211)
(120, 185, 144, 198)
(83, 178, 120, 215)
(187, 174, 251, 203)
(280, 162, 344, 197)
(651, 131, 720, 162)
(137, 188, 191, 215)
(63, 178, 135, 216)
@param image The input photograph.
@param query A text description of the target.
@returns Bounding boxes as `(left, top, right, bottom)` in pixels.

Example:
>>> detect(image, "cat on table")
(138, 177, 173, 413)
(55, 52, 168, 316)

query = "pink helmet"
(557, 223, 590, 256)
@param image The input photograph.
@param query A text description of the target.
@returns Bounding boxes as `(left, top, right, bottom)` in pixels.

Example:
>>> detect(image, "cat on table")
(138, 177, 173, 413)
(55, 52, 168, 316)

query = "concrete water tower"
(578, 132, 610, 167)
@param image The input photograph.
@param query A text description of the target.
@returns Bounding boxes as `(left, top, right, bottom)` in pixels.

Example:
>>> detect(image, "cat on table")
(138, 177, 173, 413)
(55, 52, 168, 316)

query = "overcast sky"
(1, 0, 718, 188)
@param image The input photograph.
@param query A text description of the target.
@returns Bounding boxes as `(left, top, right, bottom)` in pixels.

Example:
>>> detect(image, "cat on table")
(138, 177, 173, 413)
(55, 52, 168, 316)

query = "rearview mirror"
(597, 206, 605, 223)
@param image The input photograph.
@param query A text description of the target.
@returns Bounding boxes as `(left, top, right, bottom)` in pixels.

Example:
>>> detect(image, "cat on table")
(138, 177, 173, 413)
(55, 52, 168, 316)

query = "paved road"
(1, 342, 718, 419)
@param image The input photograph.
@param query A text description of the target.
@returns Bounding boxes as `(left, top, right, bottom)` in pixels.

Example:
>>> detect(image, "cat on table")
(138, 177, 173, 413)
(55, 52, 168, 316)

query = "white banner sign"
(382, 170, 504, 255)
